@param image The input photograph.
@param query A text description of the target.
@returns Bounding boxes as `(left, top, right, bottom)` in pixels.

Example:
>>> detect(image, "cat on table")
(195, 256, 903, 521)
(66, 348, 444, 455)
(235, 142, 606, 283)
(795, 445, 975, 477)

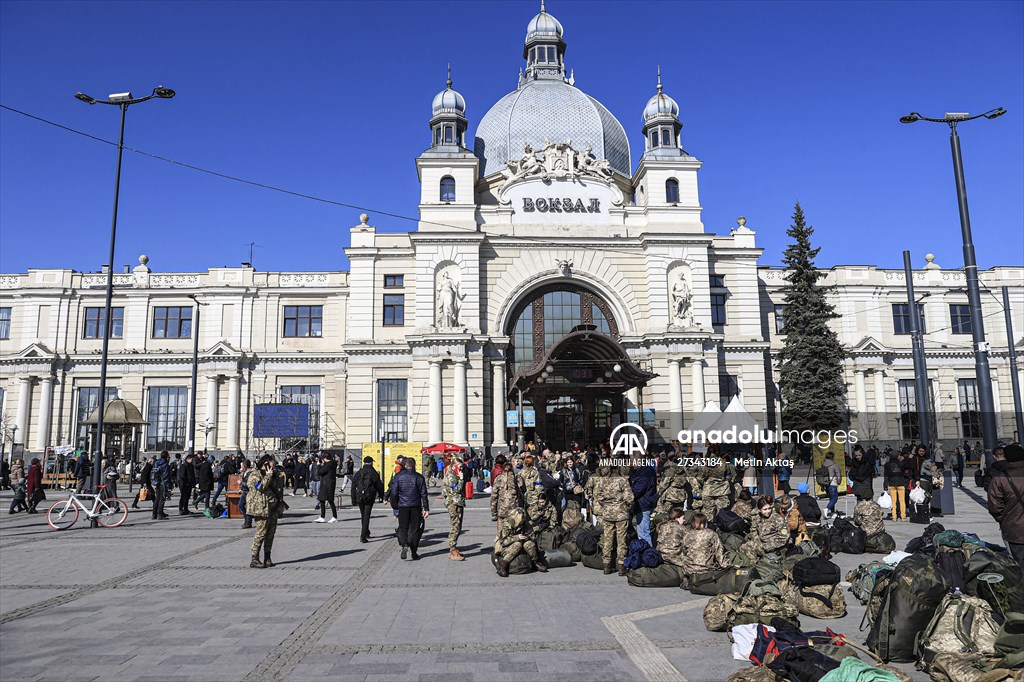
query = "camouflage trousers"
(252, 516, 278, 556)
(601, 519, 629, 566)
(701, 496, 731, 521)
(447, 503, 464, 549)
(497, 539, 538, 563)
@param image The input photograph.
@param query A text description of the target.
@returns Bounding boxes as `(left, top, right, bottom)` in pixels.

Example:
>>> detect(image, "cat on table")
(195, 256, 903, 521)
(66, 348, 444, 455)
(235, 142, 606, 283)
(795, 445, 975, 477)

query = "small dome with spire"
(432, 65, 466, 116)
(526, 1, 563, 40)
(643, 67, 679, 121)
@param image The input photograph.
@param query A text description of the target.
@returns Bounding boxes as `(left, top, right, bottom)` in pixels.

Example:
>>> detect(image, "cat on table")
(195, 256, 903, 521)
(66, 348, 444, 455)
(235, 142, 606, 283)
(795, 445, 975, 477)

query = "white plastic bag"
(909, 486, 925, 504)
(877, 491, 893, 510)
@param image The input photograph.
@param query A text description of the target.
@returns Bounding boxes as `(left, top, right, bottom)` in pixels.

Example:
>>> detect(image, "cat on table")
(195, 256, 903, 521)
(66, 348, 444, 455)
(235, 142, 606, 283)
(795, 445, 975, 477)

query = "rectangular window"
(283, 305, 323, 338)
(377, 379, 408, 442)
(279, 385, 321, 451)
(384, 275, 404, 288)
(0, 307, 10, 339)
(83, 307, 124, 339)
(546, 46, 555, 63)
(650, 132, 659, 148)
(711, 294, 727, 325)
(146, 386, 188, 451)
(957, 378, 983, 439)
(76, 386, 120, 449)
(444, 125, 453, 144)
(152, 306, 192, 339)
(383, 294, 405, 326)
(774, 304, 786, 334)
(709, 274, 725, 288)
(949, 304, 972, 335)
(719, 373, 739, 407)
(434, 127, 442, 145)
(892, 303, 926, 335)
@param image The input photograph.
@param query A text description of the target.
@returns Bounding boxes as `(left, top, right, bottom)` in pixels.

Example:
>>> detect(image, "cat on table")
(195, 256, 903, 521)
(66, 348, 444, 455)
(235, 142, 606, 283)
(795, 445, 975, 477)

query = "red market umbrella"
(421, 442, 468, 455)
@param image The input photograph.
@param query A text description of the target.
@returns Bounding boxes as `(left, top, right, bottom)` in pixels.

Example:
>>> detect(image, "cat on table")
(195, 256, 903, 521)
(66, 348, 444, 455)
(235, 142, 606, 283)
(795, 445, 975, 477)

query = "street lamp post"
(75, 86, 175, 500)
(187, 295, 208, 458)
(902, 251, 932, 450)
(900, 107, 1005, 467)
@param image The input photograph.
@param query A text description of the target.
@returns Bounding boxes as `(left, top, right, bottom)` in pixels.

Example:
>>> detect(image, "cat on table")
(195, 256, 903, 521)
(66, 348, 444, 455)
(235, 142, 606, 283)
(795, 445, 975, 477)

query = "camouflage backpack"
(929, 652, 1015, 682)
(846, 560, 891, 605)
(561, 503, 583, 530)
(916, 592, 1000, 670)
(728, 579, 800, 630)
(703, 593, 739, 632)
(784, 582, 847, 619)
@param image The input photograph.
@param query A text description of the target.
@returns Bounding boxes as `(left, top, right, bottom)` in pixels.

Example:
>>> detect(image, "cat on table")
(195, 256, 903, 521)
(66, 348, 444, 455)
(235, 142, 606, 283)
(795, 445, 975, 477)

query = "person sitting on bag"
(778, 494, 808, 544)
(739, 496, 790, 561)
(656, 506, 689, 568)
(731, 489, 755, 522)
(493, 507, 547, 577)
(679, 512, 729, 589)
(852, 488, 886, 538)
(794, 483, 822, 525)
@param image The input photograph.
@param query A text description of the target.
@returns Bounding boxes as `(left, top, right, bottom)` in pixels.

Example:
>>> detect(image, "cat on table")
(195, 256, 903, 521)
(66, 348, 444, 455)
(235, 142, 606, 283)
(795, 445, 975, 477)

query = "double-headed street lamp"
(75, 86, 175, 499)
(900, 107, 1005, 466)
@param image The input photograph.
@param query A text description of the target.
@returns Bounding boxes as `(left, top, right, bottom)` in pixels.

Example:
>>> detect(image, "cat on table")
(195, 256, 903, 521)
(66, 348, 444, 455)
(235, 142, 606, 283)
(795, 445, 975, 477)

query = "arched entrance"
(505, 285, 655, 450)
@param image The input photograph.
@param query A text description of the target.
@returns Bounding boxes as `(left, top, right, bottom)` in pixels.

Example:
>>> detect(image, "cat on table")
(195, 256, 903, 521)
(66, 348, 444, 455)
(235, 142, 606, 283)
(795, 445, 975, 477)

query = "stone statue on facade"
(579, 145, 613, 179)
(670, 273, 693, 328)
(555, 259, 573, 277)
(437, 271, 461, 328)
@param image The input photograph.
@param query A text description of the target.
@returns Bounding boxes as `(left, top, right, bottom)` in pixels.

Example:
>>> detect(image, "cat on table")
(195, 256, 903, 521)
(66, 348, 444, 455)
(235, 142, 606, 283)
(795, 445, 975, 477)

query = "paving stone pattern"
(0, 478, 1007, 681)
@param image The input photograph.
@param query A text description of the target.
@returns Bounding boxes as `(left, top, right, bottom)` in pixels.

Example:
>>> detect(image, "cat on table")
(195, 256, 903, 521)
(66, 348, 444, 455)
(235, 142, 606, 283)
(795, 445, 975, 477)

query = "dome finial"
(540, 0, 546, 12)
(657, 65, 662, 93)
(446, 63, 452, 89)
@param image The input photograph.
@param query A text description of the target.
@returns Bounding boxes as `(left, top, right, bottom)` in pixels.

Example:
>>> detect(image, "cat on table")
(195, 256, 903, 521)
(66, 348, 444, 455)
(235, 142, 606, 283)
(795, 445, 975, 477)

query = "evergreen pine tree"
(777, 203, 847, 432)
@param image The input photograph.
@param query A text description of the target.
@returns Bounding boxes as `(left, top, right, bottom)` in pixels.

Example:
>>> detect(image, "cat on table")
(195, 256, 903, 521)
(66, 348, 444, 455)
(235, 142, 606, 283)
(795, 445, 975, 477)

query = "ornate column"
(690, 360, 706, 409)
(205, 375, 220, 450)
(491, 361, 506, 449)
(854, 369, 867, 433)
(428, 359, 443, 445)
(226, 374, 240, 451)
(454, 359, 468, 445)
(668, 359, 683, 435)
(16, 377, 31, 446)
(873, 370, 889, 439)
(35, 375, 54, 451)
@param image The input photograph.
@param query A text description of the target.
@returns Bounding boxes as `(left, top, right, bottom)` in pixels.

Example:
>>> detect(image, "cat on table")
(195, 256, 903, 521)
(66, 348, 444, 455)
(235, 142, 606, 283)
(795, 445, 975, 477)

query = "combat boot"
(497, 560, 510, 578)
(533, 559, 548, 573)
(241, 520, 252, 529)
(449, 549, 465, 561)
(603, 563, 615, 575)
(263, 550, 275, 568)
(250, 554, 265, 569)
(617, 563, 627, 577)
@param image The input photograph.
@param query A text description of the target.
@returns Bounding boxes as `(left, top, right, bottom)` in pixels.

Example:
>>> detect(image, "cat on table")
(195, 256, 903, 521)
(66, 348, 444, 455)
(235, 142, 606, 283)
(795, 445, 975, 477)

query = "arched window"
(650, 132, 659, 148)
(661, 129, 672, 147)
(665, 178, 680, 204)
(507, 284, 618, 372)
(440, 176, 456, 202)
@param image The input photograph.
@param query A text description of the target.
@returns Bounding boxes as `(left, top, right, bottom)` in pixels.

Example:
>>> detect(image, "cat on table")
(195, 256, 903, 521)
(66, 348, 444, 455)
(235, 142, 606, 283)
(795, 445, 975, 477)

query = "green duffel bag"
(720, 531, 745, 552)
(689, 566, 755, 596)
(490, 551, 536, 575)
(627, 563, 684, 588)
(864, 531, 896, 554)
(754, 552, 785, 584)
(581, 551, 605, 570)
(536, 526, 566, 552)
(560, 540, 583, 563)
(542, 548, 573, 569)
(992, 611, 1024, 670)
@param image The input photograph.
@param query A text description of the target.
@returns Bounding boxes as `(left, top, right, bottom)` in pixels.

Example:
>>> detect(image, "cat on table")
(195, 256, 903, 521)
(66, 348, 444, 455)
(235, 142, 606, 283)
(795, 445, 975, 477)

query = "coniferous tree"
(777, 203, 847, 432)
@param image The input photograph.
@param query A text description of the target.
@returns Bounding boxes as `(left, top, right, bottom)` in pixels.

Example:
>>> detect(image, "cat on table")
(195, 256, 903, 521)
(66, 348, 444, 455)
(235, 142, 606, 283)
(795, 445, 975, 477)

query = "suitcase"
(541, 547, 573, 569)
(974, 468, 986, 489)
(689, 566, 754, 596)
(909, 502, 931, 524)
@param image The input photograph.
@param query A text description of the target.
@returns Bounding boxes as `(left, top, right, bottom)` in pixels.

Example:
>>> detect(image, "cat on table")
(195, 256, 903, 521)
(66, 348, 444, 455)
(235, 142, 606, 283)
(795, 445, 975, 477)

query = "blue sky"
(1, 0, 1021, 274)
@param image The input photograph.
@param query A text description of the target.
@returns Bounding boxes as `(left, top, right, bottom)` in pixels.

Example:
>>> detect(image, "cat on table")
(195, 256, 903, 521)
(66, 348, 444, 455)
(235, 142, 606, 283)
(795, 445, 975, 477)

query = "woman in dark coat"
(197, 456, 214, 509)
(292, 458, 309, 497)
(314, 453, 338, 522)
(25, 458, 44, 513)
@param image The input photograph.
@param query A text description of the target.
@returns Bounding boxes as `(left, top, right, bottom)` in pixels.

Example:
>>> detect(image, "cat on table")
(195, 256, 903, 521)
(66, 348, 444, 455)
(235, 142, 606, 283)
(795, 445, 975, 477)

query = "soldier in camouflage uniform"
(584, 466, 603, 521)
(489, 456, 521, 528)
(700, 456, 733, 521)
(516, 454, 546, 522)
(654, 459, 690, 518)
(739, 496, 790, 561)
(442, 456, 466, 561)
(680, 512, 729, 586)
(493, 507, 548, 577)
(595, 466, 634, 576)
(247, 455, 287, 568)
(656, 507, 689, 567)
(853, 496, 886, 538)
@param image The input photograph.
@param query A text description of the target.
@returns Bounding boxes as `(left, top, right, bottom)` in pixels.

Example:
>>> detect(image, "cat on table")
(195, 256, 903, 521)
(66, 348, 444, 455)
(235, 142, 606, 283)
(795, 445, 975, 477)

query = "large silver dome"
(473, 79, 631, 178)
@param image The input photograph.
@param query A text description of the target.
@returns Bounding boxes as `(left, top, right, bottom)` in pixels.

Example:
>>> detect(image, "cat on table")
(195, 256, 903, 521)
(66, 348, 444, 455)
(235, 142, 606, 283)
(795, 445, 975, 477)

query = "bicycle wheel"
(47, 499, 79, 530)
(94, 497, 129, 528)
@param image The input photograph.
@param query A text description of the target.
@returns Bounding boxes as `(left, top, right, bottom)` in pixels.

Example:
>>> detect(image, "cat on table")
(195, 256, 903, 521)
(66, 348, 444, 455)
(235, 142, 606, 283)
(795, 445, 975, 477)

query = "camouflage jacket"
(682, 528, 729, 574)
(247, 469, 286, 519)
(516, 466, 544, 508)
(494, 509, 533, 551)
(701, 461, 732, 498)
(854, 500, 886, 537)
(530, 501, 558, 531)
(656, 463, 689, 507)
(750, 511, 789, 554)
(584, 474, 602, 517)
(490, 471, 521, 519)
(731, 501, 753, 521)
(656, 520, 688, 566)
(442, 464, 465, 508)
(595, 474, 634, 522)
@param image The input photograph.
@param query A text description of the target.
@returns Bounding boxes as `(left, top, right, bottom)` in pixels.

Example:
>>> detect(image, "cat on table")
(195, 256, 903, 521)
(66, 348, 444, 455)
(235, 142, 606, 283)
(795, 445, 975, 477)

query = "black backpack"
(792, 557, 840, 587)
(715, 509, 750, 535)
(866, 552, 952, 662)
(830, 517, 866, 555)
(355, 472, 377, 504)
(577, 526, 602, 556)
(814, 466, 831, 488)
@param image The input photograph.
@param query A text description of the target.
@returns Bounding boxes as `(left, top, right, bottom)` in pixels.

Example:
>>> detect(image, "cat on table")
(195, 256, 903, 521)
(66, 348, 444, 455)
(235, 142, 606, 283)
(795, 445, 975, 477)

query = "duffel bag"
(490, 551, 535, 575)
(689, 566, 754, 596)
(559, 540, 582, 563)
(754, 552, 785, 584)
(866, 552, 951, 662)
(864, 531, 896, 554)
(930, 652, 1016, 682)
(703, 593, 739, 632)
(785, 583, 847, 619)
(720, 531, 746, 552)
(627, 563, 684, 588)
(536, 526, 566, 552)
(993, 612, 1024, 670)
(541, 547, 573, 569)
(846, 560, 891, 605)
(916, 592, 999, 670)
(963, 547, 1024, 614)
(792, 557, 841, 587)
(716, 508, 751, 534)
(577, 526, 602, 556)
(581, 551, 604, 570)
(837, 525, 867, 555)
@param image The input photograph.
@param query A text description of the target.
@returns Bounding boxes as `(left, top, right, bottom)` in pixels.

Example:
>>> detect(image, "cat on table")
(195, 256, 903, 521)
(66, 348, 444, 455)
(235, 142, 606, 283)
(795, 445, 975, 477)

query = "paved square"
(0, 481, 1006, 681)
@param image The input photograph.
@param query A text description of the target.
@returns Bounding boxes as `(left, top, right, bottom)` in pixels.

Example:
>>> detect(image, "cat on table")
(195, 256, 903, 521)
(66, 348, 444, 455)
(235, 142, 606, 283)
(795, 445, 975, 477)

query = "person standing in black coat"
(848, 446, 875, 499)
(177, 453, 197, 514)
(314, 453, 338, 523)
(351, 457, 384, 543)
(196, 455, 214, 509)
(292, 458, 309, 497)
(387, 458, 430, 560)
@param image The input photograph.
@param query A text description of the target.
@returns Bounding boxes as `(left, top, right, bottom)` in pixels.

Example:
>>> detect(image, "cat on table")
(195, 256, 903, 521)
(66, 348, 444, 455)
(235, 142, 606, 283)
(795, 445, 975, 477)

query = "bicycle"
(46, 486, 129, 530)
